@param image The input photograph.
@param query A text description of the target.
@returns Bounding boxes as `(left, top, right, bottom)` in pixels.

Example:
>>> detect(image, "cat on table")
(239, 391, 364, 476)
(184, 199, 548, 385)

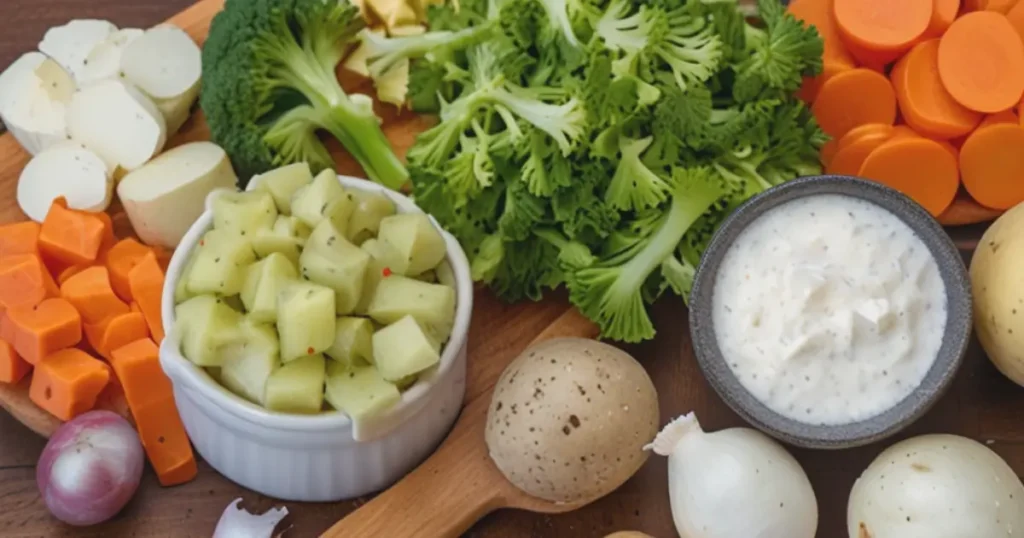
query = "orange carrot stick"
(891, 39, 982, 139)
(924, 0, 961, 38)
(60, 266, 130, 325)
(858, 137, 961, 216)
(37, 198, 108, 267)
(104, 238, 155, 302)
(128, 252, 165, 344)
(833, 0, 933, 65)
(0, 341, 32, 384)
(812, 69, 897, 138)
(29, 348, 110, 421)
(978, 109, 1020, 128)
(2, 298, 82, 365)
(0, 221, 40, 258)
(937, 194, 1005, 226)
(828, 131, 893, 176)
(0, 253, 59, 310)
(938, 12, 1024, 113)
(959, 123, 1024, 209)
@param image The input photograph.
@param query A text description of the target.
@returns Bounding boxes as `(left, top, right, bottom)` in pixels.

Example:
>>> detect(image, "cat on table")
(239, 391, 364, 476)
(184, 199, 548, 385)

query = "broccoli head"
(201, 0, 408, 189)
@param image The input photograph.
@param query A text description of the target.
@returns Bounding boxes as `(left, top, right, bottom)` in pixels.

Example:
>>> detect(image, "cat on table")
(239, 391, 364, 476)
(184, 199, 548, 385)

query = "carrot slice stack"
(812, 69, 897, 138)
(891, 39, 981, 139)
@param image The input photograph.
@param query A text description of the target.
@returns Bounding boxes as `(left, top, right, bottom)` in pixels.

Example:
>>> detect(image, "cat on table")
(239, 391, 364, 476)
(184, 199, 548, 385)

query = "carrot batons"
(84, 311, 149, 361)
(105, 238, 156, 302)
(938, 11, 1024, 113)
(812, 69, 898, 139)
(111, 339, 196, 486)
(37, 199, 108, 267)
(1, 298, 81, 365)
(858, 136, 960, 216)
(0, 221, 40, 257)
(60, 266, 130, 325)
(128, 252, 165, 344)
(0, 254, 59, 310)
(29, 348, 110, 421)
(924, 0, 961, 38)
(891, 39, 981, 139)
(959, 123, 1024, 209)
(0, 341, 31, 384)
(833, 0, 933, 65)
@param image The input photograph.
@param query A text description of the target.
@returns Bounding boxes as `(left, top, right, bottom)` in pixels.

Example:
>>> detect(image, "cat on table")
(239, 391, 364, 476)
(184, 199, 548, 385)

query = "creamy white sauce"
(712, 194, 947, 426)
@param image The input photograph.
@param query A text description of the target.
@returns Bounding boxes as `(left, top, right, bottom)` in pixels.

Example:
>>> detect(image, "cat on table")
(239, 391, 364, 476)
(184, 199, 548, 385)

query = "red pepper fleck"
(199, 240, 205, 246)
(307, 347, 314, 355)
(382, 267, 392, 278)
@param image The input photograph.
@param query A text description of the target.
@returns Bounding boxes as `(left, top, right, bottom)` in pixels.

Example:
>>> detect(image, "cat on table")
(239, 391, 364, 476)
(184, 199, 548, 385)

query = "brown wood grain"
(0, 1, 1020, 538)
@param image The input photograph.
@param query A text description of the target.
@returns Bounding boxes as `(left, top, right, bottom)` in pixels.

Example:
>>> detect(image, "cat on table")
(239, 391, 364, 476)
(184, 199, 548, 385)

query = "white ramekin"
(158, 174, 473, 502)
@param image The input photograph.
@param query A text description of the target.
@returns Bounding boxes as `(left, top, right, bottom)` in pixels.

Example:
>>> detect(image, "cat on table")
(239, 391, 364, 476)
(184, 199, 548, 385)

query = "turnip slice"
(0, 52, 75, 155)
(77, 28, 144, 85)
(153, 89, 199, 136)
(121, 25, 201, 101)
(18, 141, 112, 222)
(66, 79, 167, 172)
(118, 141, 239, 248)
(38, 19, 118, 83)
(37, 411, 144, 527)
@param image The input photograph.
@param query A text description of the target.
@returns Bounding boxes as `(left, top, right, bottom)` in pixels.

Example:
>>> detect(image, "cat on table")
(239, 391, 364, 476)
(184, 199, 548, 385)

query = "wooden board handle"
(320, 307, 600, 538)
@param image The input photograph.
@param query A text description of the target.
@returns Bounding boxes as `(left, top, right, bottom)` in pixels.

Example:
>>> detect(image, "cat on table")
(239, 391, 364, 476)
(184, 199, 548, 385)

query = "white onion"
(848, 434, 1024, 538)
(212, 498, 289, 538)
(646, 412, 818, 538)
(36, 410, 144, 526)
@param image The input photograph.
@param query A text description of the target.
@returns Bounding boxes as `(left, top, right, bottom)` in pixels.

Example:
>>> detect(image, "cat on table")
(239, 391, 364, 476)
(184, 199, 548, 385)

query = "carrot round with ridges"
(959, 123, 1024, 209)
(812, 69, 898, 139)
(858, 137, 960, 216)
(891, 39, 981, 139)
(937, 11, 1024, 113)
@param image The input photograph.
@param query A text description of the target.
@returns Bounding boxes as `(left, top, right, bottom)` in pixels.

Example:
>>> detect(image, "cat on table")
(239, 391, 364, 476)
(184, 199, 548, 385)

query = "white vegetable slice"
(120, 25, 201, 100)
(212, 498, 288, 538)
(66, 79, 167, 172)
(153, 86, 199, 136)
(38, 19, 118, 83)
(17, 141, 112, 222)
(0, 52, 75, 155)
(117, 141, 239, 248)
(77, 28, 144, 85)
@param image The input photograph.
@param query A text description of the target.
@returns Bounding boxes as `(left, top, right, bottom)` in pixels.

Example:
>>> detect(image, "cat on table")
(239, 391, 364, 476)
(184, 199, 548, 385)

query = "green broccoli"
(201, 0, 408, 188)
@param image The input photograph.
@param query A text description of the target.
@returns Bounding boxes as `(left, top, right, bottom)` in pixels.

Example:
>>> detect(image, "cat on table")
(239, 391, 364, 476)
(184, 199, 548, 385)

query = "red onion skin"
(37, 410, 145, 527)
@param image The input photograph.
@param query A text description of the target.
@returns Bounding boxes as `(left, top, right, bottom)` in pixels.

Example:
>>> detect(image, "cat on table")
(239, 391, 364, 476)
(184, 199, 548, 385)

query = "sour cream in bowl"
(689, 176, 972, 449)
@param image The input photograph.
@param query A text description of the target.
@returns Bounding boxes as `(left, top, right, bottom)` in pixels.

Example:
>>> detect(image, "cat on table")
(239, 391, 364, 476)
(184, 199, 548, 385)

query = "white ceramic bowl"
(158, 174, 473, 502)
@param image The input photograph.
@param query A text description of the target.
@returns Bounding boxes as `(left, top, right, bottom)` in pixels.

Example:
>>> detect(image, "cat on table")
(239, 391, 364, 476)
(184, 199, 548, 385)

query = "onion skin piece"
(36, 410, 144, 527)
(213, 498, 289, 538)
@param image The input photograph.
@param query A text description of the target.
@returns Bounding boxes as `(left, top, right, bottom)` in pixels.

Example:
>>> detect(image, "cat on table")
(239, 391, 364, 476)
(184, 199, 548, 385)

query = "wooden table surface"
(1, 2, 1023, 537)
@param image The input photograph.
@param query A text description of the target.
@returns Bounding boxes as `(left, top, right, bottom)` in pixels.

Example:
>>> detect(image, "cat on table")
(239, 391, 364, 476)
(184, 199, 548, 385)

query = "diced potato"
(346, 191, 396, 245)
(378, 213, 446, 275)
(251, 215, 310, 264)
(240, 253, 298, 322)
(253, 162, 313, 214)
(206, 366, 221, 383)
(264, 353, 326, 414)
(411, 270, 437, 283)
(367, 275, 456, 342)
(186, 229, 257, 296)
(222, 294, 245, 312)
(174, 251, 198, 304)
(212, 190, 277, 236)
(277, 281, 336, 362)
(277, 215, 312, 242)
(323, 193, 357, 236)
(290, 169, 346, 229)
(326, 317, 373, 368)
(393, 373, 420, 391)
(435, 260, 456, 289)
(301, 221, 370, 314)
(325, 361, 401, 421)
(357, 238, 405, 313)
(174, 295, 244, 366)
(372, 315, 441, 382)
(220, 318, 281, 405)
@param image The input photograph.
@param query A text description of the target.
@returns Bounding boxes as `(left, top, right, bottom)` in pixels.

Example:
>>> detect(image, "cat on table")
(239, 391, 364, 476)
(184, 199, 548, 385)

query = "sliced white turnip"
(38, 19, 118, 83)
(66, 79, 167, 172)
(17, 141, 112, 222)
(0, 52, 75, 155)
(77, 28, 144, 85)
(120, 25, 201, 101)
(117, 141, 239, 248)
(153, 86, 199, 136)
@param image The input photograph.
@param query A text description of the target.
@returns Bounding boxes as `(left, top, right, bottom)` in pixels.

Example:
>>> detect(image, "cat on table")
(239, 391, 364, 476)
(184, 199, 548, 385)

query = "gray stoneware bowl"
(689, 175, 972, 450)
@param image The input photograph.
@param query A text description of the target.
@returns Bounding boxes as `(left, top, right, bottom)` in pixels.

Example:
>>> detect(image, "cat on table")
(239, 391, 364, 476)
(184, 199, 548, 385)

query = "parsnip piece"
(66, 79, 167, 172)
(120, 25, 202, 100)
(38, 19, 118, 83)
(0, 52, 75, 155)
(17, 141, 112, 222)
(78, 28, 144, 85)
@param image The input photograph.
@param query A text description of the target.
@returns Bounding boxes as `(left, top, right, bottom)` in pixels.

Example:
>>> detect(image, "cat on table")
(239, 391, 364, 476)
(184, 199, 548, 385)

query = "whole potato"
(970, 202, 1024, 386)
(485, 338, 659, 504)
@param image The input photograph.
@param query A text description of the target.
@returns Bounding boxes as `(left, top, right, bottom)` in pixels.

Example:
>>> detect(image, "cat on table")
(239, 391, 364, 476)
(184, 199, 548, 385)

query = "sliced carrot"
(837, 124, 895, 150)
(963, 0, 990, 10)
(924, 0, 961, 38)
(789, 0, 857, 102)
(29, 348, 110, 421)
(128, 252, 165, 344)
(828, 131, 893, 176)
(60, 266, 130, 325)
(104, 238, 155, 302)
(56, 264, 91, 286)
(37, 198, 108, 267)
(937, 194, 1005, 225)
(0, 221, 40, 258)
(84, 311, 149, 361)
(978, 109, 1020, 128)
(938, 12, 1024, 113)
(937, 139, 960, 161)
(0, 341, 32, 384)
(858, 136, 961, 216)
(110, 339, 172, 409)
(959, 123, 1024, 209)
(820, 139, 840, 167)
(985, 0, 1017, 13)
(890, 125, 919, 139)
(1, 298, 82, 365)
(1007, 1, 1024, 42)
(833, 0, 932, 65)
(0, 254, 59, 310)
(812, 69, 897, 138)
(891, 39, 982, 139)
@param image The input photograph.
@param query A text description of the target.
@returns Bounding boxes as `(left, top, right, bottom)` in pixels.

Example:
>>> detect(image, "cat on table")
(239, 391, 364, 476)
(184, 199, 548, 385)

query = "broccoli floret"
(732, 0, 824, 102)
(642, 6, 724, 92)
(201, 0, 408, 188)
(567, 166, 725, 342)
(605, 136, 675, 212)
